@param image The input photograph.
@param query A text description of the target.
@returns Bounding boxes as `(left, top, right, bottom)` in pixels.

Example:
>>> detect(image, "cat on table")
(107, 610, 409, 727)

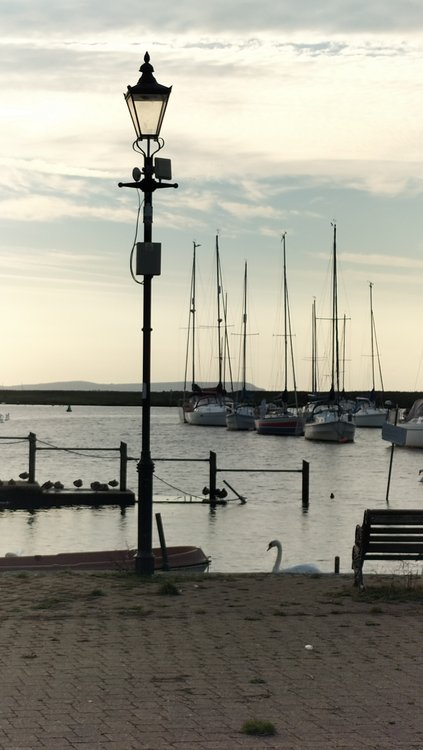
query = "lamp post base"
(135, 551, 155, 576)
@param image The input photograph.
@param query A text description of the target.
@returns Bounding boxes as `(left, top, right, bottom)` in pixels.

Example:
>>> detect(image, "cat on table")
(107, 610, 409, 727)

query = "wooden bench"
(352, 508, 423, 589)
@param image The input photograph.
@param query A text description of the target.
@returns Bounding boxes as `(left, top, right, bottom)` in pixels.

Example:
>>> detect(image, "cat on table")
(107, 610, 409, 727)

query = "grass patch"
(241, 719, 276, 736)
(157, 581, 181, 596)
(32, 596, 73, 610)
(87, 588, 105, 598)
(354, 583, 423, 603)
(116, 605, 151, 617)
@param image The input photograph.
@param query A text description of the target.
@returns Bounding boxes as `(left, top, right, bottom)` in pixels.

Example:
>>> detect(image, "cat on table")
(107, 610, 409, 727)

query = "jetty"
(0, 433, 135, 509)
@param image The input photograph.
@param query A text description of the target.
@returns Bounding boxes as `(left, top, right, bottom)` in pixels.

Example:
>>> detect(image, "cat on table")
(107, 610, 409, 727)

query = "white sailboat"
(184, 235, 233, 427)
(304, 223, 355, 443)
(226, 262, 256, 431)
(255, 233, 303, 436)
(352, 282, 388, 428)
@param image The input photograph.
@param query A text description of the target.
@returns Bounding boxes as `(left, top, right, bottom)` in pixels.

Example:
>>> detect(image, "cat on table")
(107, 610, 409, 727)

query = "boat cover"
(405, 399, 423, 421)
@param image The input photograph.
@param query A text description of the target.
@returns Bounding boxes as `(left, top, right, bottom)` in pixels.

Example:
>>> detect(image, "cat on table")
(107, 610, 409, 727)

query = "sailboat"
(255, 233, 303, 436)
(184, 235, 234, 427)
(304, 223, 356, 443)
(351, 282, 388, 428)
(226, 262, 256, 431)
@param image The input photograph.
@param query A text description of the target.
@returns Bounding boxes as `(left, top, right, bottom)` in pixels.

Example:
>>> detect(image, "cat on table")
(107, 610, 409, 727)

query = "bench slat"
(365, 512, 423, 525)
(365, 542, 423, 557)
(366, 553, 423, 561)
(369, 528, 423, 536)
(368, 538, 423, 546)
(369, 538, 423, 545)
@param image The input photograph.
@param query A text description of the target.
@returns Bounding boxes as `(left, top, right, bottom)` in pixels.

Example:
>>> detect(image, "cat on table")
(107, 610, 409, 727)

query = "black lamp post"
(119, 52, 177, 575)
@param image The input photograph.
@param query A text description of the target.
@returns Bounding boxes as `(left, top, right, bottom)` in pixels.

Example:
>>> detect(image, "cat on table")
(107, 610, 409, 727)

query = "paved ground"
(0, 570, 423, 749)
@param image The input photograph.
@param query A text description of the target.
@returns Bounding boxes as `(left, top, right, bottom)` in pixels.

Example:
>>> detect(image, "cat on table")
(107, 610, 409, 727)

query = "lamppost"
(119, 52, 177, 575)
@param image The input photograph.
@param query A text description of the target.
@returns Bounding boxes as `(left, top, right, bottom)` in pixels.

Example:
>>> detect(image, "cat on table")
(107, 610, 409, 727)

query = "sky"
(1, 1, 423, 392)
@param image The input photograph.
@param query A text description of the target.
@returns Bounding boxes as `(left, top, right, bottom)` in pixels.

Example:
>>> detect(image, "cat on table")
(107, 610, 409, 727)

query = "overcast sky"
(1, 1, 423, 392)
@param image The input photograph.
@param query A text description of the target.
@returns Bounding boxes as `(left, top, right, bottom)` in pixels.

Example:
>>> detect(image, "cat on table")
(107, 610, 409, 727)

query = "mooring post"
(386, 406, 398, 505)
(302, 460, 309, 508)
(28, 432, 36, 483)
(334, 556, 340, 574)
(119, 442, 128, 491)
(209, 451, 217, 509)
(155, 512, 169, 571)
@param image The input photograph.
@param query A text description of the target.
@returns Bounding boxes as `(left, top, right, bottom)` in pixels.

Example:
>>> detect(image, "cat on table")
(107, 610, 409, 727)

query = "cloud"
(2, 0, 423, 35)
(342, 252, 423, 271)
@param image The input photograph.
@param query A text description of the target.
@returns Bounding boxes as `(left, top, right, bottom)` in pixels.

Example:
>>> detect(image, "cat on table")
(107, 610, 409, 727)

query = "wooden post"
(28, 432, 36, 484)
(209, 451, 217, 509)
(334, 556, 340, 574)
(302, 460, 309, 509)
(386, 406, 398, 505)
(119, 442, 128, 491)
(155, 512, 169, 571)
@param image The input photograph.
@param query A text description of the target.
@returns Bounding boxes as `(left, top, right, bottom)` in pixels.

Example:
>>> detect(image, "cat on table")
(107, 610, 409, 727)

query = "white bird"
(267, 540, 320, 574)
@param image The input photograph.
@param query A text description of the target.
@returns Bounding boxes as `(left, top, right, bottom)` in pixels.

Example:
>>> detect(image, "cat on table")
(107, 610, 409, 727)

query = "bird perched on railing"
(73, 479, 83, 488)
(53, 481, 64, 490)
(19, 472, 29, 481)
(41, 480, 54, 490)
(108, 479, 119, 488)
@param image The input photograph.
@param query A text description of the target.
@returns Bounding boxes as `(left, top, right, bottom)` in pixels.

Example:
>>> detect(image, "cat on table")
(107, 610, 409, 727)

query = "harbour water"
(0, 404, 423, 574)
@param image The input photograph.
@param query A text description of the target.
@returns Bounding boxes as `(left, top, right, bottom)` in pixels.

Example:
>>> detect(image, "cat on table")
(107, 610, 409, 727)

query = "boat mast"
(241, 261, 248, 394)
(311, 298, 317, 394)
(369, 281, 385, 396)
(191, 241, 200, 388)
(282, 232, 288, 401)
(369, 281, 375, 392)
(341, 313, 347, 393)
(330, 222, 340, 398)
(215, 234, 223, 389)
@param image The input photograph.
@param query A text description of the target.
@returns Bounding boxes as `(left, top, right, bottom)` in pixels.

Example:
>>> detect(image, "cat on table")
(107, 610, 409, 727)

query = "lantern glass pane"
(130, 95, 167, 138)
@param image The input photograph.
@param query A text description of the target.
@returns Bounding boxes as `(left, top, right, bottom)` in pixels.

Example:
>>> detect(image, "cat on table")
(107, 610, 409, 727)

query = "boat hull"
(304, 417, 355, 443)
(0, 546, 210, 573)
(226, 408, 256, 431)
(255, 415, 304, 436)
(185, 403, 229, 427)
(382, 421, 423, 448)
(353, 410, 387, 428)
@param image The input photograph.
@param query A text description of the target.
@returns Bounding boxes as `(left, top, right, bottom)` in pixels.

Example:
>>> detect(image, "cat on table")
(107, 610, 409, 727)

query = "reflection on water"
(0, 404, 423, 573)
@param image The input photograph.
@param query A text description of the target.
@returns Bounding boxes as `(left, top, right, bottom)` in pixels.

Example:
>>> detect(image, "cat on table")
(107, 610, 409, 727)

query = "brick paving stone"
(1, 572, 423, 748)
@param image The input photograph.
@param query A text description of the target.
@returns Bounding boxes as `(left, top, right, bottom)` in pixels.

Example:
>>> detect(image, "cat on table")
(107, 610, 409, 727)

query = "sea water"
(0, 404, 422, 573)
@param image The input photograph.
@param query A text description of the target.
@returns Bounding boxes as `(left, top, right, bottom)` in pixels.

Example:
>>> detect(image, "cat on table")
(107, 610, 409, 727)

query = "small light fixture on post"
(119, 52, 178, 575)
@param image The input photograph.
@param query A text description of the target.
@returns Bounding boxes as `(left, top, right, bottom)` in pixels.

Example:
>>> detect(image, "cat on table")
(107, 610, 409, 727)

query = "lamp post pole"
(138, 143, 154, 576)
(119, 53, 177, 575)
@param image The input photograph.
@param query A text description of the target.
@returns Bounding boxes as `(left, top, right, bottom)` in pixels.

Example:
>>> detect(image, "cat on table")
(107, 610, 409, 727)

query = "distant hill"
(5, 380, 261, 392)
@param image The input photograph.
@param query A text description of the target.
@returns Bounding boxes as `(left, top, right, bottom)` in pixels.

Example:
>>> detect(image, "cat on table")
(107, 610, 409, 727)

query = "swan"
(267, 540, 320, 574)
